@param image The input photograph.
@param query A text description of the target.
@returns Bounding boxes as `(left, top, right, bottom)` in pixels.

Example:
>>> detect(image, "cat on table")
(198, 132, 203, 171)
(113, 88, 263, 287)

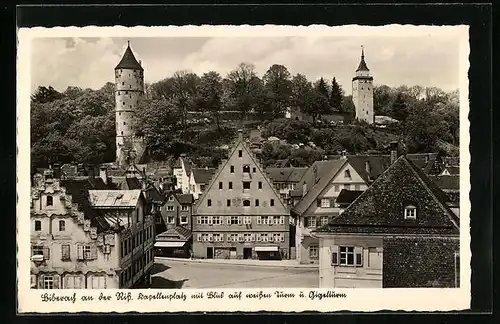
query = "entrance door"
(229, 247, 237, 259)
(206, 247, 214, 259)
(243, 248, 252, 259)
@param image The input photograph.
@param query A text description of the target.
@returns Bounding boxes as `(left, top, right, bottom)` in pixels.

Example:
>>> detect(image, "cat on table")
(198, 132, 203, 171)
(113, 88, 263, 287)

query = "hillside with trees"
(30, 62, 460, 170)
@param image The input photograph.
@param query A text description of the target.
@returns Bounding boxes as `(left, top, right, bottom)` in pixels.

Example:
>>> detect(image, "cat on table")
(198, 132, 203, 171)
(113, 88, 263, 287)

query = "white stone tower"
(352, 46, 374, 124)
(115, 41, 144, 166)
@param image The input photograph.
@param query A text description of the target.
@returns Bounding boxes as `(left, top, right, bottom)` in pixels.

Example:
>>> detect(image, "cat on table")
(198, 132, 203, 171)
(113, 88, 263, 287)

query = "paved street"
(150, 258, 319, 289)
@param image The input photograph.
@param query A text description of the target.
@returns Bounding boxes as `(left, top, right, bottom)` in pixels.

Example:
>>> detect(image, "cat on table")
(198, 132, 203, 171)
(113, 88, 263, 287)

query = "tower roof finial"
(356, 45, 369, 72)
(127, 40, 130, 47)
(361, 44, 364, 58)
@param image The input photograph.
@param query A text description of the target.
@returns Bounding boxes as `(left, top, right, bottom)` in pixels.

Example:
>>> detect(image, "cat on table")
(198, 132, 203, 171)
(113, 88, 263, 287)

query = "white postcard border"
(17, 24, 471, 313)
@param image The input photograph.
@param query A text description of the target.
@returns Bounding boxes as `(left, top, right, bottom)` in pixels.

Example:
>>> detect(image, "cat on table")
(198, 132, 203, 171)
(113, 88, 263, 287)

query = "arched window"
(243, 200, 251, 207)
(59, 220, 65, 232)
(404, 205, 417, 219)
(46, 195, 53, 206)
(242, 165, 250, 173)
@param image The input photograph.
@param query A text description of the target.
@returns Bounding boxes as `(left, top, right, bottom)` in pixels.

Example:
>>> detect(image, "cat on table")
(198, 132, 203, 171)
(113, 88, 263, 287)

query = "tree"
(170, 71, 200, 127)
(262, 64, 292, 119)
(314, 77, 330, 99)
(391, 92, 410, 121)
(291, 74, 313, 115)
(225, 63, 262, 122)
(342, 95, 356, 124)
(373, 85, 395, 116)
(329, 77, 343, 112)
(196, 71, 224, 130)
(31, 86, 63, 104)
(305, 91, 331, 122)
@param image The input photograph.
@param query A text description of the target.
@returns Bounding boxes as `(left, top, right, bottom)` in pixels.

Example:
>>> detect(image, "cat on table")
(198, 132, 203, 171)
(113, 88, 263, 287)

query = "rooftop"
(115, 43, 143, 71)
(88, 190, 142, 208)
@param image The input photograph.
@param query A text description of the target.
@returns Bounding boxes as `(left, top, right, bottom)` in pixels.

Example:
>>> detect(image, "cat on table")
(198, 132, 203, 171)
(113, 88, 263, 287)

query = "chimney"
(302, 182, 307, 196)
(340, 150, 347, 159)
(390, 141, 399, 164)
(99, 166, 108, 184)
(139, 60, 142, 66)
(237, 129, 243, 141)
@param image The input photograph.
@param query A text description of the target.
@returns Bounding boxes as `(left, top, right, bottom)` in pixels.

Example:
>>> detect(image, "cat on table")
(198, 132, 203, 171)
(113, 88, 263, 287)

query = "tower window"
(119, 112, 121, 116)
(123, 102, 125, 105)
(130, 95, 132, 99)
(123, 122, 126, 125)
(129, 85, 131, 89)
(118, 91, 120, 95)
(121, 131, 123, 135)
(125, 91, 128, 94)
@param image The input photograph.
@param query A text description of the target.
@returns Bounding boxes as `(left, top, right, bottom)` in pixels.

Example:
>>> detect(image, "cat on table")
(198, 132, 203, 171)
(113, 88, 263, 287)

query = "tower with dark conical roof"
(352, 46, 374, 124)
(115, 41, 145, 166)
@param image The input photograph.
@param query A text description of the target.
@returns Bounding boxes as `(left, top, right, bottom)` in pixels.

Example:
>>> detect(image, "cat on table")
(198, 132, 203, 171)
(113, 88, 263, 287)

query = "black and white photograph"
(17, 24, 470, 312)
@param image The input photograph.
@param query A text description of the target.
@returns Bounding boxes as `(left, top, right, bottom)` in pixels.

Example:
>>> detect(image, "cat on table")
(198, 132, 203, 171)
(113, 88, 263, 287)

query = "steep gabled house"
(173, 155, 193, 194)
(192, 130, 290, 260)
(314, 156, 460, 288)
(189, 167, 217, 200)
(265, 167, 308, 203)
(291, 154, 391, 264)
(30, 170, 155, 289)
(159, 192, 194, 232)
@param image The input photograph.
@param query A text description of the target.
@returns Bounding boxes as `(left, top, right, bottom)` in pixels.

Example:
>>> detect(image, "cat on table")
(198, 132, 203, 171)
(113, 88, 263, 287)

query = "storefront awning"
(255, 246, 279, 252)
(154, 241, 186, 248)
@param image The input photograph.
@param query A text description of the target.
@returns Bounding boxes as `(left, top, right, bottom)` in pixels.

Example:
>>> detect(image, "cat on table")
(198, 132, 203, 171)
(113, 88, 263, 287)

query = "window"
(255, 199, 259, 207)
(219, 182, 223, 189)
(59, 220, 65, 232)
(335, 246, 362, 266)
(243, 181, 251, 189)
(243, 216, 251, 225)
(43, 275, 54, 289)
(34, 220, 41, 231)
(230, 166, 235, 173)
(227, 199, 231, 207)
(212, 216, 222, 225)
(309, 245, 319, 259)
(213, 233, 223, 242)
(344, 170, 351, 179)
(180, 216, 188, 224)
(200, 216, 209, 225)
(344, 184, 351, 190)
(270, 199, 275, 206)
(181, 205, 188, 211)
(238, 150, 243, 157)
(321, 198, 330, 208)
(168, 196, 174, 201)
(244, 233, 252, 242)
(230, 216, 239, 225)
(228, 182, 233, 189)
(320, 216, 329, 226)
(404, 205, 417, 219)
(64, 275, 82, 289)
(230, 233, 239, 242)
(243, 200, 250, 207)
(253, 167, 257, 173)
(61, 244, 70, 261)
(121, 131, 123, 135)
(32, 245, 44, 256)
(207, 199, 212, 207)
(258, 181, 262, 189)
(334, 184, 340, 192)
(355, 184, 360, 190)
(242, 165, 250, 173)
(46, 195, 53, 206)
(168, 216, 174, 224)
(306, 216, 316, 228)
(273, 216, 281, 225)
(91, 276, 107, 289)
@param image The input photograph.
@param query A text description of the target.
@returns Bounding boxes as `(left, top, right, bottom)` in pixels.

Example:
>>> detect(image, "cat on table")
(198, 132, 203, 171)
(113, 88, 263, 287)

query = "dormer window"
(46, 195, 53, 207)
(404, 205, 417, 219)
(344, 170, 351, 179)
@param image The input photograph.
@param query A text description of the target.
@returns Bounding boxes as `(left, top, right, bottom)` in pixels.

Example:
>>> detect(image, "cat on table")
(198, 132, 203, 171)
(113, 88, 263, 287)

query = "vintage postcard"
(17, 25, 470, 313)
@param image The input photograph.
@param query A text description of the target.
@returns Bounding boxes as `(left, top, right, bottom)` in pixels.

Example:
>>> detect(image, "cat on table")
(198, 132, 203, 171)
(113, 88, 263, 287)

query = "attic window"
(238, 150, 243, 158)
(253, 167, 256, 173)
(344, 170, 351, 179)
(230, 166, 235, 173)
(242, 165, 250, 173)
(404, 205, 417, 219)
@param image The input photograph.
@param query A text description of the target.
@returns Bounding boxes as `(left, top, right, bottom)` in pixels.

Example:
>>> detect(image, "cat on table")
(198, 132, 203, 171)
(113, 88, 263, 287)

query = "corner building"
(192, 130, 290, 260)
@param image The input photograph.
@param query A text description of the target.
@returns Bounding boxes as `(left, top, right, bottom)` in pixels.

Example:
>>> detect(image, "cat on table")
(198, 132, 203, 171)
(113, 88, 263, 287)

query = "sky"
(30, 35, 460, 94)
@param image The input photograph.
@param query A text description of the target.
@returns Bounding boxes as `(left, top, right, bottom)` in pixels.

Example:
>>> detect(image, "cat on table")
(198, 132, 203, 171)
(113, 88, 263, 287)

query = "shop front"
(254, 246, 282, 260)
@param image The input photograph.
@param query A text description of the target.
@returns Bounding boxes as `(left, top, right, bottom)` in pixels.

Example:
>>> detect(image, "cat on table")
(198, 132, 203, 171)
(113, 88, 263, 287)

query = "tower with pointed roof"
(352, 46, 374, 124)
(115, 41, 145, 167)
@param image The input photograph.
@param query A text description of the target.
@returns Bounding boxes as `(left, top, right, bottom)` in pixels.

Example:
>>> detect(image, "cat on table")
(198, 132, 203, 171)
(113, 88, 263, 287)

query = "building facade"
(192, 130, 290, 260)
(115, 41, 145, 166)
(352, 46, 374, 124)
(265, 167, 308, 203)
(30, 170, 155, 289)
(173, 155, 192, 194)
(314, 156, 460, 288)
(159, 192, 194, 231)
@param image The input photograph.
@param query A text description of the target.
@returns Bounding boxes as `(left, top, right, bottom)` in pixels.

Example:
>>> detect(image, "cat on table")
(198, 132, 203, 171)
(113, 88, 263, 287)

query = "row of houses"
(30, 130, 460, 288)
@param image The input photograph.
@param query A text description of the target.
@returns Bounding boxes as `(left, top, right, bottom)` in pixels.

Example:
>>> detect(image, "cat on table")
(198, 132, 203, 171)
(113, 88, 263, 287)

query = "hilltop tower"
(352, 46, 374, 124)
(115, 41, 145, 166)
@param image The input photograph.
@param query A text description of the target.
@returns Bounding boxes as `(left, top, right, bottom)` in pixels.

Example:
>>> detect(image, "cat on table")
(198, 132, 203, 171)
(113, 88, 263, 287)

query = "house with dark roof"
(313, 156, 460, 288)
(429, 175, 460, 216)
(265, 167, 308, 203)
(192, 130, 290, 260)
(189, 167, 217, 200)
(30, 170, 156, 289)
(154, 226, 193, 258)
(158, 192, 194, 234)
